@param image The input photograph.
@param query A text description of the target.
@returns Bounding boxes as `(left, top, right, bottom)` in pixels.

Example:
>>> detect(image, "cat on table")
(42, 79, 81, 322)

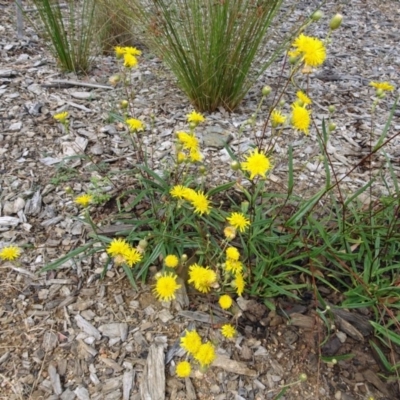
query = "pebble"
(74, 386, 90, 400)
(9, 121, 22, 131)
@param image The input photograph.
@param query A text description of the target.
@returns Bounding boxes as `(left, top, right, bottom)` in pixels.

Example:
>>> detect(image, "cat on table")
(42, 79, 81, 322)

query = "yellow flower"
(190, 191, 211, 215)
(221, 324, 236, 338)
(241, 148, 271, 180)
(296, 91, 312, 106)
(153, 273, 181, 302)
(177, 152, 187, 163)
(170, 185, 188, 199)
(177, 131, 199, 151)
(225, 259, 243, 274)
(54, 111, 68, 123)
(180, 330, 202, 355)
(291, 103, 311, 134)
(124, 46, 142, 56)
(107, 238, 130, 258)
(176, 361, 191, 378)
(187, 111, 205, 125)
(188, 264, 217, 293)
(74, 194, 93, 207)
(115, 46, 125, 58)
(369, 81, 395, 92)
(189, 149, 203, 163)
(219, 294, 233, 310)
(271, 110, 286, 127)
(224, 226, 237, 240)
(182, 188, 197, 201)
(123, 53, 138, 68)
(194, 342, 216, 367)
(226, 246, 240, 261)
(126, 118, 145, 132)
(0, 245, 21, 261)
(234, 273, 245, 296)
(165, 254, 179, 268)
(226, 212, 250, 233)
(124, 248, 143, 267)
(291, 34, 326, 67)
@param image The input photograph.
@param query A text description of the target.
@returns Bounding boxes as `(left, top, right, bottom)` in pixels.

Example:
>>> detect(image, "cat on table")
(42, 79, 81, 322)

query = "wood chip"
(140, 343, 165, 400)
(213, 355, 258, 377)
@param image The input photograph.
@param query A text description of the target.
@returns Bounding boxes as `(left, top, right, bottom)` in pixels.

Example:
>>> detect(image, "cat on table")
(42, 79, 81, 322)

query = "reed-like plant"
(27, 0, 98, 73)
(120, 0, 306, 112)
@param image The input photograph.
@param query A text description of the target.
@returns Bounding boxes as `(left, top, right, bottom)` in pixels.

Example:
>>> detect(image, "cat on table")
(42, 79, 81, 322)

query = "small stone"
(9, 122, 22, 131)
(13, 198, 25, 213)
(158, 309, 173, 323)
(60, 388, 76, 400)
(74, 386, 90, 400)
(71, 91, 95, 100)
(336, 331, 347, 343)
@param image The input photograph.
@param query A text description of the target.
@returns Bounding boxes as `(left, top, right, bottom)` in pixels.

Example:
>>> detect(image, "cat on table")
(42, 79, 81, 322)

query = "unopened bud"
(138, 239, 148, 249)
(262, 85, 272, 96)
(289, 55, 299, 65)
(279, 99, 285, 107)
(311, 10, 323, 22)
(120, 100, 129, 109)
(329, 13, 343, 30)
(328, 105, 335, 113)
(199, 166, 206, 174)
(181, 254, 188, 263)
(376, 89, 385, 99)
(299, 373, 308, 382)
(109, 74, 121, 85)
(65, 186, 73, 194)
(231, 161, 240, 171)
(189, 121, 197, 130)
(328, 122, 337, 132)
(241, 201, 249, 214)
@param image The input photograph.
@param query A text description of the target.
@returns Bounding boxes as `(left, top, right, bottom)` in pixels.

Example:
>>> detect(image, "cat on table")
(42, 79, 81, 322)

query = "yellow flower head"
(188, 264, 217, 293)
(194, 342, 216, 367)
(182, 188, 197, 202)
(271, 110, 286, 127)
(189, 191, 211, 215)
(187, 111, 205, 125)
(74, 194, 93, 208)
(170, 185, 188, 200)
(165, 254, 179, 268)
(0, 245, 21, 261)
(226, 212, 250, 233)
(369, 81, 395, 92)
(219, 294, 233, 310)
(124, 46, 142, 56)
(177, 152, 187, 163)
(226, 246, 240, 261)
(224, 226, 237, 240)
(291, 103, 311, 134)
(176, 361, 191, 378)
(153, 272, 181, 302)
(225, 259, 243, 274)
(115, 46, 125, 59)
(180, 330, 202, 355)
(221, 324, 236, 338)
(189, 149, 203, 163)
(54, 111, 68, 123)
(241, 148, 271, 180)
(123, 53, 138, 68)
(234, 273, 245, 296)
(296, 91, 312, 106)
(107, 238, 130, 258)
(124, 248, 143, 267)
(177, 131, 199, 151)
(126, 118, 145, 132)
(291, 34, 326, 67)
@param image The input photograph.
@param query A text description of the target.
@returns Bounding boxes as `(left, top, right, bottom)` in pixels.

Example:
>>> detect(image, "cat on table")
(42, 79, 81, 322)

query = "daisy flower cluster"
(115, 46, 142, 68)
(170, 185, 211, 215)
(175, 111, 205, 164)
(106, 238, 144, 268)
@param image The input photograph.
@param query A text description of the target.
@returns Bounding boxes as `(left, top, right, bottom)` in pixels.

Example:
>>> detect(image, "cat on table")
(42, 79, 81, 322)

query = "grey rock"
(60, 388, 76, 400)
(9, 122, 22, 131)
(201, 126, 233, 148)
(74, 386, 90, 400)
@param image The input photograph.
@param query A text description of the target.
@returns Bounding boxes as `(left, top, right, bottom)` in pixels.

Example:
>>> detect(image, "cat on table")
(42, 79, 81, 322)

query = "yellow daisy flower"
(221, 324, 236, 338)
(369, 81, 395, 92)
(123, 53, 138, 68)
(74, 194, 93, 207)
(291, 103, 311, 134)
(271, 110, 286, 127)
(170, 185, 188, 199)
(225, 259, 243, 274)
(226, 246, 240, 261)
(165, 254, 179, 268)
(124, 248, 143, 267)
(296, 91, 312, 106)
(219, 294, 233, 310)
(124, 46, 142, 56)
(224, 226, 237, 240)
(114, 46, 125, 58)
(182, 188, 197, 202)
(153, 272, 181, 302)
(0, 245, 21, 261)
(180, 330, 202, 355)
(106, 238, 130, 258)
(176, 361, 191, 378)
(187, 111, 205, 125)
(226, 212, 250, 233)
(189, 149, 203, 163)
(234, 273, 245, 296)
(194, 342, 216, 367)
(291, 34, 326, 67)
(241, 148, 271, 180)
(177, 131, 199, 151)
(126, 118, 145, 132)
(188, 264, 217, 293)
(54, 111, 68, 123)
(190, 191, 211, 215)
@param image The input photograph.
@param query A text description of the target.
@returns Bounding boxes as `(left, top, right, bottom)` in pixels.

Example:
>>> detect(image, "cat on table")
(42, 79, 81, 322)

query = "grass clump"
(39, 10, 400, 387)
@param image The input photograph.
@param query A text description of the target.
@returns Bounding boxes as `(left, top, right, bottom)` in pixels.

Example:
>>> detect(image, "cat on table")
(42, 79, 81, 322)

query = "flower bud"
(289, 55, 299, 65)
(328, 105, 335, 113)
(199, 166, 206, 174)
(64, 186, 73, 194)
(376, 89, 385, 98)
(329, 13, 343, 30)
(231, 161, 240, 171)
(181, 254, 188, 263)
(299, 373, 308, 382)
(241, 201, 249, 214)
(138, 239, 148, 249)
(109, 74, 121, 85)
(120, 100, 129, 109)
(279, 99, 285, 107)
(311, 10, 323, 22)
(328, 122, 337, 132)
(262, 85, 272, 96)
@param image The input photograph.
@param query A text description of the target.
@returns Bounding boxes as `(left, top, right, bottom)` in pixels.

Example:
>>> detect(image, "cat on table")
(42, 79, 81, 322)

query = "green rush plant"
(117, 0, 316, 112)
(26, 0, 99, 73)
